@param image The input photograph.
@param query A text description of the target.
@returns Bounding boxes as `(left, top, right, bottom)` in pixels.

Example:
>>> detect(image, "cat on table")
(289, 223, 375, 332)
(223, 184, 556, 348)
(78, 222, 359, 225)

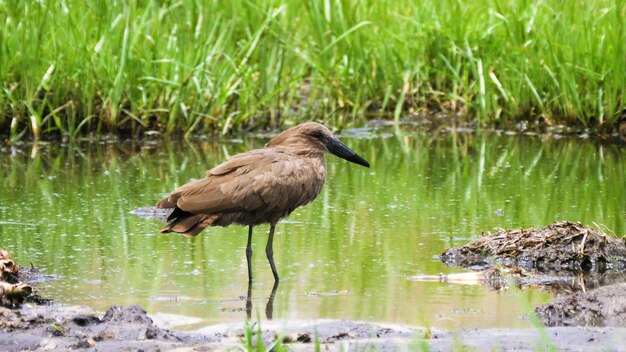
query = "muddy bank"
(536, 283, 626, 327)
(0, 305, 213, 351)
(198, 319, 626, 351)
(2, 304, 626, 351)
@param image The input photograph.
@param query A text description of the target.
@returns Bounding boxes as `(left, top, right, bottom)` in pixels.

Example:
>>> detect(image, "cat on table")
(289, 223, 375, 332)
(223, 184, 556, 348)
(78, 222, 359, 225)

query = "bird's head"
(266, 122, 370, 168)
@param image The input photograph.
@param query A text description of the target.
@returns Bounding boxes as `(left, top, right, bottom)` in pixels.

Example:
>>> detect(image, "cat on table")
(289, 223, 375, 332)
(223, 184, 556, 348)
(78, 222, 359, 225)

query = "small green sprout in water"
(242, 319, 289, 352)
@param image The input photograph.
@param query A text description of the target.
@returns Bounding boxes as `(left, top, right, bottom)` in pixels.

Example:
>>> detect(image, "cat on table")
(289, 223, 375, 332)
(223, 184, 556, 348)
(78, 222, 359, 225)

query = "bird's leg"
(246, 225, 253, 283)
(245, 278, 252, 320)
(266, 225, 280, 282)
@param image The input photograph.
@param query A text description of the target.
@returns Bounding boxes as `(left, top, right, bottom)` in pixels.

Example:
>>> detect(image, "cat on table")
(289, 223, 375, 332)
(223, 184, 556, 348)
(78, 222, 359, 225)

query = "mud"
(0, 304, 212, 351)
(1, 304, 626, 351)
(536, 283, 626, 327)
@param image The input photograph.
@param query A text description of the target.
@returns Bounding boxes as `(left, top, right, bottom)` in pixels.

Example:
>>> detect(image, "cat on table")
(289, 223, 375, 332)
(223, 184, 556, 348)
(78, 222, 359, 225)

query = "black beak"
(326, 137, 370, 168)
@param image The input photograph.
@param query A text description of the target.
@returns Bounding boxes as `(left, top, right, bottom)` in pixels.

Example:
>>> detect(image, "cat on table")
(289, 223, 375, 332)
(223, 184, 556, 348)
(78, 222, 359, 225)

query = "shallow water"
(1, 127, 624, 329)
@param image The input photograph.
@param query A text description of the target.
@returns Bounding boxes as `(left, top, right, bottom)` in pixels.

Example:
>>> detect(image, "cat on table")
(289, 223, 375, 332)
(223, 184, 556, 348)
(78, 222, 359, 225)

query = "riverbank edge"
(3, 115, 626, 146)
(2, 303, 626, 351)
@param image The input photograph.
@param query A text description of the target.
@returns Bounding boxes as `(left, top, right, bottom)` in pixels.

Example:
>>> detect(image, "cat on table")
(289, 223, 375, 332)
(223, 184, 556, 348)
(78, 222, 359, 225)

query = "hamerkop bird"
(150, 122, 369, 283)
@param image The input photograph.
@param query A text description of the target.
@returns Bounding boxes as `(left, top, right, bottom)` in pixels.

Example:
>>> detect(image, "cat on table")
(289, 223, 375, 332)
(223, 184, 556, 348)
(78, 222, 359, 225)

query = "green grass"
(1, 0, 625, 140)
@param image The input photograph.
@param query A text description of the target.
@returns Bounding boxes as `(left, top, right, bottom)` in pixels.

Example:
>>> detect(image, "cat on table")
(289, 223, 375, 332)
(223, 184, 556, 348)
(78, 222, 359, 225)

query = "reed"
(1, 0, 624, 140)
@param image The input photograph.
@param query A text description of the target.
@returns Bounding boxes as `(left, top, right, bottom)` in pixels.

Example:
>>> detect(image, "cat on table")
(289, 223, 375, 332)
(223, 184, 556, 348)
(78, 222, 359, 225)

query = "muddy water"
(1, 127, 624, 329)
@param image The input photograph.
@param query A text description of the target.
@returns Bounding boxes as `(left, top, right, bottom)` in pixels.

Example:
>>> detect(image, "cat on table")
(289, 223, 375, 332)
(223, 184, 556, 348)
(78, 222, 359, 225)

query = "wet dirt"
(0, 304, 213, 351)
(535, 283, 626, 327)
(1, 304, 626, 351)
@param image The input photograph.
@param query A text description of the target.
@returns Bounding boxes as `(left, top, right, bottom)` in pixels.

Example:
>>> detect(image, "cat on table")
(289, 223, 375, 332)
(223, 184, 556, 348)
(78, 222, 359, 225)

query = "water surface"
(1, 127, 624, 329)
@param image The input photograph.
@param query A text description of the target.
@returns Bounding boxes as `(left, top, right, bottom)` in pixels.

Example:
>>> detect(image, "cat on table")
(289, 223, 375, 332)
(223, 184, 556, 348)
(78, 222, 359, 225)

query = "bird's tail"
(160, 213, 219, 237)
(132, 206, 218, 237)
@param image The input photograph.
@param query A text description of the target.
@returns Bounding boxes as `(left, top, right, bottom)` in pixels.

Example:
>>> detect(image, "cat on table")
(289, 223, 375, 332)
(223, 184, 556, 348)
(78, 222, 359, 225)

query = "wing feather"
(159, 149, 323, 217)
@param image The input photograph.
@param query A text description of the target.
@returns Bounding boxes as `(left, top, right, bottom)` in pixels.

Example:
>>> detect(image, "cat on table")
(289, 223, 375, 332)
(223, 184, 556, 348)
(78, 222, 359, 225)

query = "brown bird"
(148, 122, 369, 283)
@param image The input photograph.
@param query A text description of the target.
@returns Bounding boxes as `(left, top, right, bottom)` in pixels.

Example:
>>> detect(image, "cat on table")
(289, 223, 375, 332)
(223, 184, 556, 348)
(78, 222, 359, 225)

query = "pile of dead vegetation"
(0, 249, 48, 308)
(441, 222, 626, 273)
(436, 222, 626, 327)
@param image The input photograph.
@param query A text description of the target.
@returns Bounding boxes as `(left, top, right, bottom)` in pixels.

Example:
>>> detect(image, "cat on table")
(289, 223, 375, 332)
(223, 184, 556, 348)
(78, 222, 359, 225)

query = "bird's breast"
(299, 156, 326, 204)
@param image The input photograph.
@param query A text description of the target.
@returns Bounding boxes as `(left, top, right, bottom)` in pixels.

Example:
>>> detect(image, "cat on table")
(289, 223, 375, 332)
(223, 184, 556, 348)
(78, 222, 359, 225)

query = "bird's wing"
(159, 149, 319, 215)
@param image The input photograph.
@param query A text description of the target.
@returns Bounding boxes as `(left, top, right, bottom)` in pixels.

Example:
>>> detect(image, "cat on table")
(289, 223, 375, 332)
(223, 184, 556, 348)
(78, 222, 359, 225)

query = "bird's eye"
(310, 131, 324, 139)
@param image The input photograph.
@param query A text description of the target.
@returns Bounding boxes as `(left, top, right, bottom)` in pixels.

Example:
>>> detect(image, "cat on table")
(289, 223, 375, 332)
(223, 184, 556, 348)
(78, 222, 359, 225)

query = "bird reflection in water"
(245, 281, 279, 320)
